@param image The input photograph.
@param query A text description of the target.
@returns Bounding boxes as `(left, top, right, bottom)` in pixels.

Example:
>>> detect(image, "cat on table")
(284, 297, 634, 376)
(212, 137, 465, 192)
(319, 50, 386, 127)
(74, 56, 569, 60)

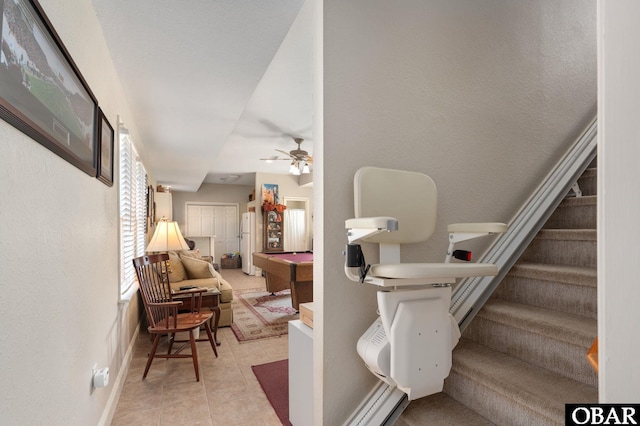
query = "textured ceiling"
(92, 0, 312, 191)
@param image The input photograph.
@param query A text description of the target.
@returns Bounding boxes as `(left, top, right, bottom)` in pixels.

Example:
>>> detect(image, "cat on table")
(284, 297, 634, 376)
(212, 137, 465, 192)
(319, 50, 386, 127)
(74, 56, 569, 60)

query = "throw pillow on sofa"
(179, 249, 202, 260)
(180, 255, 214, 279)
(168, 252, 187, 283)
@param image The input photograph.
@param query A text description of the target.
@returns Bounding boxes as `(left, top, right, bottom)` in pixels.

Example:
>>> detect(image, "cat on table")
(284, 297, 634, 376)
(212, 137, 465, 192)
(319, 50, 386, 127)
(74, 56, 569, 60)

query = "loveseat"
(167, 250, 234, 326)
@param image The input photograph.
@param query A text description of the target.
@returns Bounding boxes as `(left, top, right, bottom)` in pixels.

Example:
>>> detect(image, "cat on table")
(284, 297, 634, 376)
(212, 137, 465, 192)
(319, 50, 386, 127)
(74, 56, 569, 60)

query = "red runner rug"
(252, 359, 292, 426)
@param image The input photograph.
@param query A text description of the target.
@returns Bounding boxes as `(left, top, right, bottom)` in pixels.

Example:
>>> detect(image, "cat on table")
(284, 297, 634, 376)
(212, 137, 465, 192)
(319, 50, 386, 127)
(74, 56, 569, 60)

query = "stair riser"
(464, 318, 598, 387)
(444, 370, 560, 426)
(521, 239, 596, 268)
(496, 276, 597, 319)
(576, 172, 597, 197)
(545, 204, 596, 229)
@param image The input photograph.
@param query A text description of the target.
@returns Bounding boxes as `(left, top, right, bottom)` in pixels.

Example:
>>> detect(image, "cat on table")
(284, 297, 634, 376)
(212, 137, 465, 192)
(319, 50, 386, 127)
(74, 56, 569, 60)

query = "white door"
(213, 205, 239, 260)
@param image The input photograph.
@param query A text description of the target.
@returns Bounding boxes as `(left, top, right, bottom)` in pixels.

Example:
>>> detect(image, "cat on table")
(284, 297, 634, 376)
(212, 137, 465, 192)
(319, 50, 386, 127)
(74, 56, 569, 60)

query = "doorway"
(283, 197, 311, 252)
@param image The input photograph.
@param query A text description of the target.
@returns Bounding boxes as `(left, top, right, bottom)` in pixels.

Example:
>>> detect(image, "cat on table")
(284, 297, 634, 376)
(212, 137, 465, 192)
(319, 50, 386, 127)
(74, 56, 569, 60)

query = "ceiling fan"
(276, 137, 313, 163)
(261, 138, 313, 175)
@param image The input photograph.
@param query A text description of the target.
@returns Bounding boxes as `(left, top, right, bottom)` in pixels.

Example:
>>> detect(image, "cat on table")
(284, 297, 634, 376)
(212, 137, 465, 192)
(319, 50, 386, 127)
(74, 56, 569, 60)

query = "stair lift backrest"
(355, 167, 437, 244)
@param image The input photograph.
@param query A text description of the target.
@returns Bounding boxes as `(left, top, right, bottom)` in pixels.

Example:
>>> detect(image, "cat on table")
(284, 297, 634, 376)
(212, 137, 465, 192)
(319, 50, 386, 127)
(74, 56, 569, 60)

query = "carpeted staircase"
(397, 165, 598, 425)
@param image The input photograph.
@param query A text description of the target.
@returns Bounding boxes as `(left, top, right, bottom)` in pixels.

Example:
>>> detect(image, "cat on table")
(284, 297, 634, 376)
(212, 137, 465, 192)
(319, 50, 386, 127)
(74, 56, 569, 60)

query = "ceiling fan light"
(302, 163, 310, 174)
(289, 162, 298, 174)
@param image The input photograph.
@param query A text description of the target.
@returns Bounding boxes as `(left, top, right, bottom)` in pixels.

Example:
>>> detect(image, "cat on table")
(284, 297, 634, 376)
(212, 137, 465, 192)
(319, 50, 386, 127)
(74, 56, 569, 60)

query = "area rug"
(252, 359, 291, 426)
(231, 288, 298, 342)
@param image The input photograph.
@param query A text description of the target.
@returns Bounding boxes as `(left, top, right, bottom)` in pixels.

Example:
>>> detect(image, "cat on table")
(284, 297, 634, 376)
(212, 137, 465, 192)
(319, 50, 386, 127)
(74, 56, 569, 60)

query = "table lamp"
(146, 217, 190, 253)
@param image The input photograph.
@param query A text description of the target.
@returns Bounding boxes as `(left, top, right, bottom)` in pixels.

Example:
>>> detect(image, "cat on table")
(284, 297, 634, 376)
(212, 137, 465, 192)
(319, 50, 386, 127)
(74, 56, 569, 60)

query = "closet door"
(186, 204, 205, 236)
(213, 205, 239, 257)
(200, 207, 214, 236)
(185, 203, 239, 260)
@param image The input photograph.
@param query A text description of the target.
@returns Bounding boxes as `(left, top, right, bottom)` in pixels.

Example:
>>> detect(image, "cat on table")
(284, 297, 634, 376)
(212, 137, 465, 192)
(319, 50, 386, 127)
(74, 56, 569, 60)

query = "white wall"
(0, 0, 148, 423)
(319, 1, 596, 423)
(597, 0, 640, 401)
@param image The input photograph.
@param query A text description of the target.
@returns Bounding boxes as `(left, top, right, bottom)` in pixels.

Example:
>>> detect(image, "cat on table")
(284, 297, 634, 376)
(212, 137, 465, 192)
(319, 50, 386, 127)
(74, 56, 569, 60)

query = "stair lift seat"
(344, 167, 506, 400)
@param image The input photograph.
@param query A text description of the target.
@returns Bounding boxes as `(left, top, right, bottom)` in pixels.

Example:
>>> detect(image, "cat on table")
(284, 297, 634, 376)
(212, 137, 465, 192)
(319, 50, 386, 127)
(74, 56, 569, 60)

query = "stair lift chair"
(344, 167, 507, 400)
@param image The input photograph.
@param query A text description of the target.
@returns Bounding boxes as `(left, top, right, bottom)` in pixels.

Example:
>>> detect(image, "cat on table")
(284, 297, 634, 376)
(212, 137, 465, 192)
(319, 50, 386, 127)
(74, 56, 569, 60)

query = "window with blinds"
(119, 132, 147, 298)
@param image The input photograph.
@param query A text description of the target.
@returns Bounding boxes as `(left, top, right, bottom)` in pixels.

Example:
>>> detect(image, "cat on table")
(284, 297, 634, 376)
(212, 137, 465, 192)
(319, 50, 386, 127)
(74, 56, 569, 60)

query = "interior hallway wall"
(319, 0, 596, 423)
(597, 0, 640, 401)
(0, 0, 151, 423)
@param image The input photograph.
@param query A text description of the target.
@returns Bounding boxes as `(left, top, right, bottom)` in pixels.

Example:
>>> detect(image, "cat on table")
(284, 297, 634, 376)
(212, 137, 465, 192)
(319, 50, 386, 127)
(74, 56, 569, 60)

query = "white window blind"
(119, 132, 147, 298)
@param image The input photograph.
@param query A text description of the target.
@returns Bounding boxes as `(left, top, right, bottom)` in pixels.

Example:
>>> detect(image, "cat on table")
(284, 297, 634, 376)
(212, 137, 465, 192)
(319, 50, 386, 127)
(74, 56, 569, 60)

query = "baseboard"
(98, 323, 141, 426)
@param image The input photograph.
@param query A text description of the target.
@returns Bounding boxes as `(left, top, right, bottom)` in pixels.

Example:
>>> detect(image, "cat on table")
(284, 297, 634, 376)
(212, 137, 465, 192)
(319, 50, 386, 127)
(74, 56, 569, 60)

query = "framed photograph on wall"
(146, 184, 154, 221)
(96, 109, 114, 186)
(262, 184, 279, 205)
(0, 0, 98, 176)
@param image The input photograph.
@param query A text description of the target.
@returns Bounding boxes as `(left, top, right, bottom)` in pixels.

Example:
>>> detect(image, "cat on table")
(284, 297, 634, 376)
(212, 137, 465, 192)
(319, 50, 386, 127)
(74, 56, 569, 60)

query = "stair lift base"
(357, 286, 461, 400)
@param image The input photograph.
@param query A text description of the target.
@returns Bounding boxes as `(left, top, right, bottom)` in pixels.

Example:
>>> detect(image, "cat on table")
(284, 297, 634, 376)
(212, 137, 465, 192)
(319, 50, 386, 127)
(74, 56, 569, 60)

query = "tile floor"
(111, 269, 289, 426)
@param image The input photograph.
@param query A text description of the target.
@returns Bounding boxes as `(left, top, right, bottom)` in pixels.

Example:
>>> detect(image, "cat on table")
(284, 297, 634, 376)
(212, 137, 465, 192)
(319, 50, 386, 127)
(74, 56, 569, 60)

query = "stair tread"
(397, 392, 495, 426)
(509, 262, 597, 287)
(452, 339, 598, 420)
(535, 228, 597, 240)
(478, 299, 596, 347)
(560, 194, 597, 206)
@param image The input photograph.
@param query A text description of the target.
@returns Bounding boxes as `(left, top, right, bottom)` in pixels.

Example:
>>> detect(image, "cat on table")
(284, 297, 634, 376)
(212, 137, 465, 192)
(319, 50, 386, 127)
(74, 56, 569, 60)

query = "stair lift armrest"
(346, 216, 399, 244)
(446, 222, 507, 262)
(447, 222, 507, 243)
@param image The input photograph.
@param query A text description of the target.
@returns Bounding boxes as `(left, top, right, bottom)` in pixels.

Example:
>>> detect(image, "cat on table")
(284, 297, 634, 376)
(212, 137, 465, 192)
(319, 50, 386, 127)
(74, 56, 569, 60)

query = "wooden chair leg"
(203, 323, 218, 357)
(168, 333, 174, 354)
(143, 334, 161, 379)
(190, 330, 200, 381)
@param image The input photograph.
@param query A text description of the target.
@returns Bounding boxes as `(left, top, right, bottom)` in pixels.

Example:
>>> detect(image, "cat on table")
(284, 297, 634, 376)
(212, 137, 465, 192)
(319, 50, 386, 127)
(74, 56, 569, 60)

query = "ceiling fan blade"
(275, 149, 294, 158)
(260, 156, 290, 161)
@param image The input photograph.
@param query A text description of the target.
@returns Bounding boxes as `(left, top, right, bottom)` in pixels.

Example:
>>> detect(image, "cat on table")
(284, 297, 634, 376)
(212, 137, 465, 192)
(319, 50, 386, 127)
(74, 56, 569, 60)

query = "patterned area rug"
(231, 288, 298, 342)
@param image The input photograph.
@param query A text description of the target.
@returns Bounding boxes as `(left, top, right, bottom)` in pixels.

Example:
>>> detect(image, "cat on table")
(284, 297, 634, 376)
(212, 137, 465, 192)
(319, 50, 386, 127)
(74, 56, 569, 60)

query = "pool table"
(253, 251, 313, 310)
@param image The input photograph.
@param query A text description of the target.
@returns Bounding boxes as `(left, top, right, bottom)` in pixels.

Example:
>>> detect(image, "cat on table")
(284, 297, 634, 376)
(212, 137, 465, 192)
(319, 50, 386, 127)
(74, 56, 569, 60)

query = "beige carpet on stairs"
(394, 392, 495, 426)
(398, 163, 598, 425)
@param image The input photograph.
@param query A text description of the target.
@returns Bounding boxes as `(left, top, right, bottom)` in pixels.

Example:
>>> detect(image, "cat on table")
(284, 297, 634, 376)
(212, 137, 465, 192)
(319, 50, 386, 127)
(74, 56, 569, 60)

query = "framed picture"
(262, 184, 279, 205)
(0, 0, 98, 176)
(146, 184, 155, 221)
(96, 109, 114, 186)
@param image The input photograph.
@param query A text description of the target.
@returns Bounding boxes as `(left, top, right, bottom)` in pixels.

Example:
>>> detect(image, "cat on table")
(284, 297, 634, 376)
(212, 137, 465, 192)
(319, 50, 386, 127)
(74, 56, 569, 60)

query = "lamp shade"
(146, 219, 190, 252)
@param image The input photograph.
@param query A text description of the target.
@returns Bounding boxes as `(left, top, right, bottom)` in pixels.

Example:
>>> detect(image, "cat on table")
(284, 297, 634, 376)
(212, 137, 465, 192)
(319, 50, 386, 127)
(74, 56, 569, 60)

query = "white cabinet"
(155, 192, 173, 221)
(289, 320, 313, 426)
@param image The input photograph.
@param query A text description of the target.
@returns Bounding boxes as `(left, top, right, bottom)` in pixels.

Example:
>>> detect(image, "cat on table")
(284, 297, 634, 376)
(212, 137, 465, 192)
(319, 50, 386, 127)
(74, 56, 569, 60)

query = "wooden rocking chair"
(133, 253, 218, 381)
